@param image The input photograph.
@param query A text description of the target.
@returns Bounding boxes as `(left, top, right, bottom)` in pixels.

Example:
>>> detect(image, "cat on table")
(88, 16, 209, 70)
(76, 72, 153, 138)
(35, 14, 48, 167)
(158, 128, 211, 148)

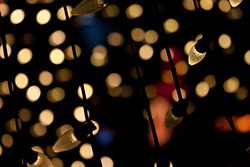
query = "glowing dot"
(162, 70, 174, 84)
(0, 81, 12, 95)
(107, 32, 124, 47)
(195, 81, 209, 98)
(5, 118, 22, 133)
(30, 123, 47, 137)
(10, 9, 25, 24)
(55, 68, 73, 82)
(26, 0, 39, 4)
(64, 45, 81, 60)
(51, 158, 64, 167)
(235, 86, 248, 101)
(235, 114, 250, 134)
(172, 88, 187, 102)
(125, 4, 143, 19)
(0, 44, 11, 59)
(1, 134, 13, 148)
(39, 71, 53, 86)
(200, 0, 214, 11)
(0, 97, 3, 110)
(90, 52, 108, 67)
(182, 0, 195, 11)
(17, 48, 33, 64)
(73, 106, 89, 122)
(106, 73, 122, 88)
(78, 83, 93, 99)
(47, 87, 65, 103)
(50, 48, 65, 65)
(163, 18, 179, 34)
(244, 50, 250, 65)
(15, 73, 29, 89)
(36, 9, 51, 25)
(176, 60, 189, 76)
(101, 156, 114, 167)
(49, 30, 66, 46)
(131, 27, 145, 42)
(0, 3, 10, 17)
(39, 109, 54, 126)
(218, 0, 231, 13)
(79, 143, 94, 159)
(26, 85, 41, 102)
(144, 30, 158, 44)
(204, 74, 216, 88)
(139, 44, 154, 60)
(18, 108, 32, 122)
(218, 33, 232, 49)
(101, 4, 120, 18)
(57, 6, 73, 21)
(71, 161, 85, 167)
(223, 76, 240, 93)
(160, 48, 174, 62)
(5, 33, 15, 46)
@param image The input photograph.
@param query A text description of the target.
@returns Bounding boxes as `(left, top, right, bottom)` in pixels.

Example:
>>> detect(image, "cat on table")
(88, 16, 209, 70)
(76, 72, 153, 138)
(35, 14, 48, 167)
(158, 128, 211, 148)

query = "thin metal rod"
(151, 2, 183, 100)
(63, 5, 102, 167)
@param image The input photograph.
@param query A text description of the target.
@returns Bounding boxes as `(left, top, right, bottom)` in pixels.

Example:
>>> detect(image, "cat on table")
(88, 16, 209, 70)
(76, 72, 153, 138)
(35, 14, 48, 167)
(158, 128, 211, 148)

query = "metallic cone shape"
(229, 0, 243, 7)
(71, 0, 108, 15)
(188, 45, 206, 66)
(165, 108, 184, 127)
(27, 152, 54, 167)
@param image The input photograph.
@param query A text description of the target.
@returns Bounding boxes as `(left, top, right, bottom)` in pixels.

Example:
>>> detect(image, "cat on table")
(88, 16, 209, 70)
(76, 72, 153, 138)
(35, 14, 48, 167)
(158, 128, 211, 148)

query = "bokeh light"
(78, 83, 94, 99)
(26, 85, 41, 102)
(235, 114, 250, 134)
(101, 156, 114, 167)
(57, 6, 73, 21)
(50, 48, 65, 65)
(39, 109, 54, 126)
(73, 106, 89, 122)
(223, 76, 240, 93)
(131, 27, 145, 42)
(39, 71, 53, 86)
(139, 44, 154, 60)
(36, 9, 51, 25)
(71, 160, 86, 167)
(10, 9, 25, 24)
(30, 122, 47, 138)
(47, 87, 65, 103)
(49, 30, 66, 46)
(125, 4, 143, 19)
(1, 134, 13, 148)
(18, 108, 32, 122)
(106, 73, 122, 88)
(107, 32, 124, 47)
(15, 73, 29, 89)
(101, 4, 120, 18)
(163, 18, 179, 34)
(79, 143, 94, 159)
(218, 33, 232, 49)
(17, 48, 33, 64)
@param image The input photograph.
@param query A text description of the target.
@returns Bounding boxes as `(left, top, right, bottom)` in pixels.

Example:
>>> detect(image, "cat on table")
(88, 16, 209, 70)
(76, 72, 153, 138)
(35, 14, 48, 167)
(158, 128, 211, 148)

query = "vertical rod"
(63, 5, 102, 167)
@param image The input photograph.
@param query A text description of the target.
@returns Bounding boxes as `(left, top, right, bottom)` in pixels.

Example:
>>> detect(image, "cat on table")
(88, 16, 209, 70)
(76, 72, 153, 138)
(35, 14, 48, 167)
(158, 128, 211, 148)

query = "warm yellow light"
(39, 71, 53, 86)
(78, 83, 94, 99)
(195, 81, 210, 98)
(106, 73, 122, 88)
(47, 87, 65, 103)
(176, 60, 189, 76)
(55, 68, 73, 82)
(182, 0, 195, 11)
(0, 3, 10, 17)
(101, 4, 120, 18)
(90, 52, 108, 67)
(139, 44, 154, 60)
(15, 73, 29, 89)
(200, 0, 214, 11)
(235, 114, 250, 133)
(0, 97, 3, 110)
(218, 33, 232, 49)
(26, 85, 41, 102)
(229, 0, 243, 7)
(5, 33, 15, 46)
(5, 118, 22, 133)
(36, 9, 51, 25)
(64, 45, 81, 60)
(73, 106, 89, 122)
(172, 88, 187, 102)
(39, 109, 54, 126)
(131, 27, 145, 42)
(218, 0, 231, 13)
(163, 18, 179, 34)
(0, 44, 11, 59)
(144, 30, 158, 44)
(51, 158, 64, 167)
(160, 48, 174, 62)
(145, 84, 157, 99)
(30, 123, 47, 137)
(125, 4, 143, 19)
(1, 134, 13, 148)
(79, 143, 94, 159)
(162, 70, 174, 84)
(0, 144, 3, 156)
(71, 160, 86, 167)
(17, 48, 33, 64)
(235, 86, 248, 101)
(50, 48, 65, 65)
(244, 50, 250, 65)
(0, 81, 12, 95)
(18, 108, 32, 122)
(107, 32, 124, 47)
(49, 30, 66, 46)
(57, 6, 73, 21)
(26, 0, 39, 4)
(10, 9, 25, 24)
(121, 85, 134, 98)
(204, 74, 216, 88)
(101, 156, 114, 167)
(223, 76, 240, 93)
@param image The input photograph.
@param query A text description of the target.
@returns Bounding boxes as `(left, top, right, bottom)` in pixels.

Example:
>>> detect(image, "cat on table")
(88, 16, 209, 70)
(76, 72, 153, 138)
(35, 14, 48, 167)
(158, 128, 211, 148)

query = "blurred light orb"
(57, 6, 73, 21)
(50, 48, 65, 65)
(36, 9, 51, 25)
(26, 85, 41, 102)
(0, 97, 3, 110)
(18, 108, 32, 122)
(163, 18, 179, 34)
(78, 83, 93, 99)
(218, 33, 232, 49)
(17, 48, 33, 64)
(106, 73, 122, 88)
(244, 50, 250, 65)
(71, 160, 85, 167)
(235, 86, 248, 101)
(39, 71, 53, 86)
(218, 0, 231, 13)
(51, 157, 64, 167)
(79, 143, 94, 159)
(39, 109, 54, 126)
(200, 0, 214, 11)
(15, 73, 29, 89)
(47, 87, 65, 103)
(223, 76, 240, 93)
(125, 4, 143, 19)
(1, 134, 13, 148)
(204, 74, 216, 88)
(0, 3, 10, 17)
(30, 122, 47, 137)
(49, 30, 66, 46)
(10, 9, 25, 24)
(131, 27, 145, 42)
(139, 44, 154, 60)
(195, 81, 210, 98)
(182, 0, 195, 11)
(73, 106, 89, 122)
(0, 44, 11, 59)
(64, 45, 81, 60)
(107, 32, 124, 47)
(172, 88, 187, 102)
(144, 30, 159, 44)
(101, 4, 120, 18)
(55, 68, 73, 82)
(235, 114, 250, 133)
(101, 156, 114, 167)
(0, 144, 3, 156)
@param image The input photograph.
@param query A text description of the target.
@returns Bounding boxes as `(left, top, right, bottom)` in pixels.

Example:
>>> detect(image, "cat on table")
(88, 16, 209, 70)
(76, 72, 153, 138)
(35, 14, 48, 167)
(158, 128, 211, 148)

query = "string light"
(229, 0, 243, 7)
